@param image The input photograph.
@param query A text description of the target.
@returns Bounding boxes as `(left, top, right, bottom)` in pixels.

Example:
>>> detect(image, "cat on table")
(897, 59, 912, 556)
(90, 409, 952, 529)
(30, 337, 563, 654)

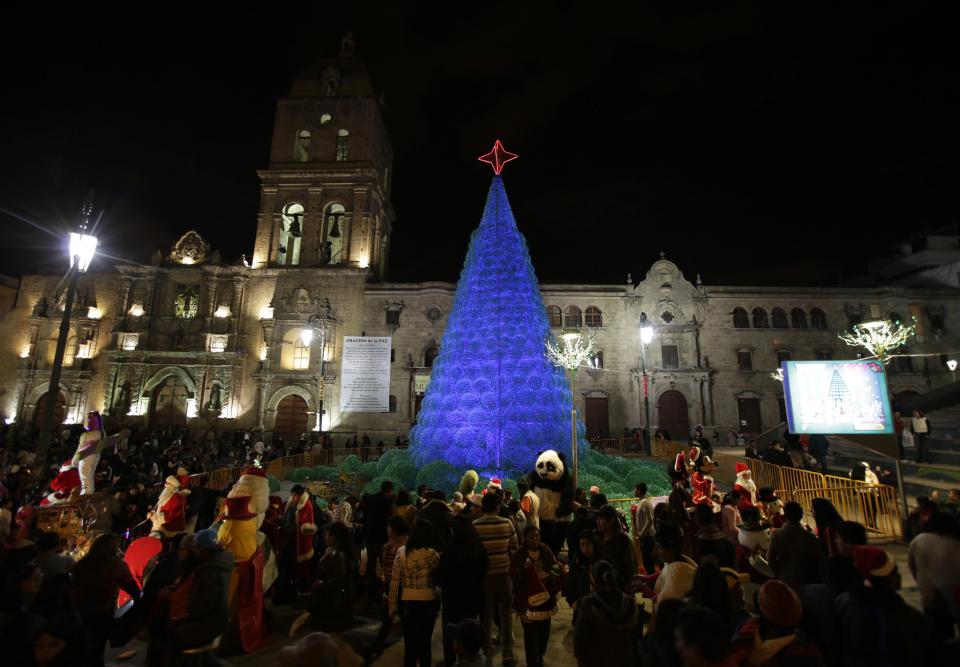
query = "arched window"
(62, 334, 77, 367)
(335, 129, 349, 161)
(585, 306, 603, 327)
(791, 308, 808, 329)
(771, 308, 788, 329)
(810, 308, 828, 330)
(732, 308, 750, 328)
(888, 311, 903, 325)
(546, 306, 562, 328)
(293, 129, 311, 162)
(281, 329, 311, 370)
(564, 306, 582, 327)
(424, 346, 439, 368)
(737, 350, 753, 371)
(591, 351, 604, 369)
(322, 203, 345, 265)
(279, 203, 304, 265)
(752, 308, 769, 329)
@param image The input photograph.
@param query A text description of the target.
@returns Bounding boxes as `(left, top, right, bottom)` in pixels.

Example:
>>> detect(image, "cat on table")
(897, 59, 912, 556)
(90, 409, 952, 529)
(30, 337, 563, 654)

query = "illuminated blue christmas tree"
(410, 142, 587, 477)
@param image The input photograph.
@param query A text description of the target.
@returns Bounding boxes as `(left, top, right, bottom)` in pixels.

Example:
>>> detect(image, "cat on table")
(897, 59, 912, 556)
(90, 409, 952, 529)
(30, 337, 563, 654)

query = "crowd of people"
(1, 415, 959, 667)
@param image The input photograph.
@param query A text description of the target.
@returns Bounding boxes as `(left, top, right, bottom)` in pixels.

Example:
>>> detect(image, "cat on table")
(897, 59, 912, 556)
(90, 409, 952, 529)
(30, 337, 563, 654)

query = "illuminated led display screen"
(783, 360, 893, 435)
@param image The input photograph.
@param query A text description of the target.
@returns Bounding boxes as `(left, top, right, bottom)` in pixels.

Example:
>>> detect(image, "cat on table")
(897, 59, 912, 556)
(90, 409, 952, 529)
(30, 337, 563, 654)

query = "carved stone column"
(256, 381, 268, 430)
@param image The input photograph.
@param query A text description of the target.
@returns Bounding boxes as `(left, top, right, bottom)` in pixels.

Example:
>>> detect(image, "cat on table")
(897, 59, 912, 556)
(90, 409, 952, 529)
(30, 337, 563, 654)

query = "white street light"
(546, 327, 597, 489)
(300, 328, 314, 346)
(947, 359, 957, 372)
(640, 322, 654, 345)
(38, 195, 98, 460)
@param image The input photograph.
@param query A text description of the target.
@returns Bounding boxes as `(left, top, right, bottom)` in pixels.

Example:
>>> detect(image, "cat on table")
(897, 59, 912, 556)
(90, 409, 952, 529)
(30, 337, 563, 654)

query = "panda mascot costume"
(529, 449, 574, 554)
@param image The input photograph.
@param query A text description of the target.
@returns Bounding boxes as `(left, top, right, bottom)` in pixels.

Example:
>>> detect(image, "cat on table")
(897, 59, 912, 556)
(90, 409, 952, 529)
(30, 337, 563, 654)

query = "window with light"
(293, 339, 310, 369)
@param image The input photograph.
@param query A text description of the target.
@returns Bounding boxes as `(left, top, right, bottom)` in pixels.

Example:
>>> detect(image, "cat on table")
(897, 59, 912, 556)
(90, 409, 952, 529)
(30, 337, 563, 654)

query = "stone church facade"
(2, 40, 958, 444)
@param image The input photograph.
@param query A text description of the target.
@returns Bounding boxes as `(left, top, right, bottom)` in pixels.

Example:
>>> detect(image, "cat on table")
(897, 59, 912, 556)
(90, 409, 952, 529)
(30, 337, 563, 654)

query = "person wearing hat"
(228, 465, 270, 529)
(215, 495, 266, 653)
(691, 455, 720, 511)
(278, 631, 338, 667)
(573, 561, 641, 667)
(756, 487, 785, 529)
(285, 484, 317, 587)
(149, 474, 190, 537)
(730, 579, 823, 666)
(735, 507, 773, 582)
(733, 462, 757, 509)
(169, 529, 236, 657)
(835, 545, 935, 666)
(768, 502, 824, 593)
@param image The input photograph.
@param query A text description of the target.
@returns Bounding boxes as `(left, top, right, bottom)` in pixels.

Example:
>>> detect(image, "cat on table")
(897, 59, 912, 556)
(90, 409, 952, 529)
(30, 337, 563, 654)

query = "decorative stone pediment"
(170, 231, 210, 265)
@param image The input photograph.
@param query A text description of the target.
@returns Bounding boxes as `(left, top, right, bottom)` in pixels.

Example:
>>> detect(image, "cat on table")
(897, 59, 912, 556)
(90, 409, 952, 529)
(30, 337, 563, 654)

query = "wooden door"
(151, 377, 188, 428)
(275, 395, 309, 443)
(738, 397, 762, 434)
(658, 390, 690, 441)
(33, 391, 66, 428)
(584, 397, 609, 439)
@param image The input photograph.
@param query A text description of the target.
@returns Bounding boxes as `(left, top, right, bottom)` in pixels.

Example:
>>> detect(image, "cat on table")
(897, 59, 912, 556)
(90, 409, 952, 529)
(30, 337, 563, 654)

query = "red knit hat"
(243, 466, 267, 478)
(852, 545, 895, 579)
(735, 462, 749, 474)
(758, 580, 802, 628)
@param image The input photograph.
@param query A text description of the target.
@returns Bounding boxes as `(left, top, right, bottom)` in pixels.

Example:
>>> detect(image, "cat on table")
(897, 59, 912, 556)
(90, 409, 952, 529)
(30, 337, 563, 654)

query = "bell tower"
(251, 33, 394, 279)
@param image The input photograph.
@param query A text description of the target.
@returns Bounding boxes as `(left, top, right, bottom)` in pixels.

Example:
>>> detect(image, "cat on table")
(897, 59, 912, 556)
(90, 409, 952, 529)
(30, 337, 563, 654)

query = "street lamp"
(303, 313, 334, 431)
(948, 359, 957, 382)
(545, 327, 596, 489)
(37, 197, 98, 461)
(638, 312, 654, 454)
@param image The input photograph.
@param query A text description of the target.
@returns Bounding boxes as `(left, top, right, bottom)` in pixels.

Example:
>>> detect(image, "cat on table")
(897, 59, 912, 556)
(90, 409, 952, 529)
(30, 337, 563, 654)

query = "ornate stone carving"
(169, 230, 210, 265)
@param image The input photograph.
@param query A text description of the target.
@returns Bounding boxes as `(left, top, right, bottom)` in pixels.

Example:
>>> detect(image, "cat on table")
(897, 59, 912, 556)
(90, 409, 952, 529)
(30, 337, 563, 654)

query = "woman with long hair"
(390, 518, 441, 667)
(437, 515, 488, 665)
(70, 533, 140, 667)
(393, 489, 417, 526)
(811, 497, 844, 555)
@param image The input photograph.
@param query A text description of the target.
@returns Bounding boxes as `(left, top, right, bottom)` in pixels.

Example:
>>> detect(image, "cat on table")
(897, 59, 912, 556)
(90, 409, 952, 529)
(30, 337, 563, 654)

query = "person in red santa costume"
(691, 454, 721, 511)
(285, 484, 317, 588)
(40, 460, 82, 506)
(149, 475, 190, 537)
(733, 462, 757, 510)
(71, 411, 106, 495)
(228, 465, 271, 529)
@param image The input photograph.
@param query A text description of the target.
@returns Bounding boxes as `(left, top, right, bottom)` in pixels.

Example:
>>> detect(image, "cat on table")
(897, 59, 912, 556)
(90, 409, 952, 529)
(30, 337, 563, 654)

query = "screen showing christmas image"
(782, 360, 894, 435)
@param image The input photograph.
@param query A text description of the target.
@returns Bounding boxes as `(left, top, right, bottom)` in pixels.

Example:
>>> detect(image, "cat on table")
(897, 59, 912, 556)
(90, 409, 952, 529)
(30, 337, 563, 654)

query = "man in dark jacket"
(768, 502, 825, 592)
(169, 529, 235, 658)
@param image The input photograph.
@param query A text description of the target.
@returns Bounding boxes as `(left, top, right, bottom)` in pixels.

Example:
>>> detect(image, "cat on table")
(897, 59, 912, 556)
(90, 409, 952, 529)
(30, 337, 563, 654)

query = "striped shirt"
(474, 513, 518, 576)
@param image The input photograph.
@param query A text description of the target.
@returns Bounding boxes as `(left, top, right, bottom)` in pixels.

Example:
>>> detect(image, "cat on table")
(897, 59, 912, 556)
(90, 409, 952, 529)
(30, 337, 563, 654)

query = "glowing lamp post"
(948, 359, 957, 382)
(546, 328, 596, 489)
(38, 197, 99, 461)
(839, 318, 916, 529)
(636, 312, 655, 454)
(302, 313, 333, 431)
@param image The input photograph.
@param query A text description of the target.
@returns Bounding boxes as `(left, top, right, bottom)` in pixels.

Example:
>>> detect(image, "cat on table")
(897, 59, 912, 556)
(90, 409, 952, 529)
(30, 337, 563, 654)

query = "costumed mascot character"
(40, 460, 81, 506)
(756, 487, 785, 529)
(690, 454, 721, 511)
(149, 475, 190, 538)
(71, 411, 106, 495)
(733, 462, 757, 510)
(530, 450, 574, 554)
(228, 465, 271, 529)
(667, 446, 700, 489)
(217, 495, 266, 653)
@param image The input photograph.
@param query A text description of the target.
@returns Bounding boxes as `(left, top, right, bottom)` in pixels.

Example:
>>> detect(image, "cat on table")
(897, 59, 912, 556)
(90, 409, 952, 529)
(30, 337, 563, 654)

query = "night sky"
(1, 2, 958, 286)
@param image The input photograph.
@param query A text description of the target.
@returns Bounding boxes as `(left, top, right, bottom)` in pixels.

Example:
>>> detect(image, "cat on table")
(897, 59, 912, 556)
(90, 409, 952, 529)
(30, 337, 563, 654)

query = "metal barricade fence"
(791, 483, 902, 539)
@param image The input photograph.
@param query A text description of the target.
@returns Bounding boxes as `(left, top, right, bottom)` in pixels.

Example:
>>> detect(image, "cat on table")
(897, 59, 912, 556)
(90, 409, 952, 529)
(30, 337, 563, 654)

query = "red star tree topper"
(477, 139, 518, 175)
